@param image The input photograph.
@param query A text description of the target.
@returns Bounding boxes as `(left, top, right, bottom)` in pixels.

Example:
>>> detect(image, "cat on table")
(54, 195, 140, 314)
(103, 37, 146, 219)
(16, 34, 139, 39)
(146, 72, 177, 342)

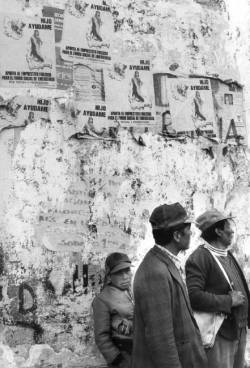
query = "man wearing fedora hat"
(185, 209, 250, 368)
(132, 202, 207, 368)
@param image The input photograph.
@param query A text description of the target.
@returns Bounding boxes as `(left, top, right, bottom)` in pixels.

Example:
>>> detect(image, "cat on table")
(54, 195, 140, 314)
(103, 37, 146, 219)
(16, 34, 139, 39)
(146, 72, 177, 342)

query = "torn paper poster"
(42, 6, 64, 43)
(61, 0, 114, 65)
(105, 58, 156, 133)
(42, 6, 73, 90)
(210, 79, 247, 144)
(0, 13, 56, 88)
(73, 63, 105, 103)
(0, 95, 49, 133)
(165, 77, 216, 135)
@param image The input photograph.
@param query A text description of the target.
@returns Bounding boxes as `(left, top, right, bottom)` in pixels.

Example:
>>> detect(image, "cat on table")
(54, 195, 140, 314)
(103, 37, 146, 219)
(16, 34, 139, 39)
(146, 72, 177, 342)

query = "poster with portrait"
(0, 13, 56, 88)
(17, 96, 50, 125)
(42, 6, 74, 90)
(165, 78, 215, 135)
(61, 0, 113, 64)
(105, 59, 156, 132)
(0, 95, 49, 133)
(69, 102, 119, 140)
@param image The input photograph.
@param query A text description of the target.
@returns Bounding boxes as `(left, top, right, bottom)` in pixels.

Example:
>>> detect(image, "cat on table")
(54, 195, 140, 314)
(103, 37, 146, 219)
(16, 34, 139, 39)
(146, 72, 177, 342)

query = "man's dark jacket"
(185, 244, 250, 340)
(132, 245, 207, 368)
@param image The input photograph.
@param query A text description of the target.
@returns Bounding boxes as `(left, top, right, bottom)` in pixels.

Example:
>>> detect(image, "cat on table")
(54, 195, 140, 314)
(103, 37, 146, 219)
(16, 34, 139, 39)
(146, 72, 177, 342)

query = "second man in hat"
(185, 209, 250, 368)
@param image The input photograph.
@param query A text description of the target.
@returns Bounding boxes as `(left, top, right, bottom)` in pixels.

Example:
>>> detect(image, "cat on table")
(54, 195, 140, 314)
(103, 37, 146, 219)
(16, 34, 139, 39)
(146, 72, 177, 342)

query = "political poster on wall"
(61, 0, 114, 64)
(0, 95, 49, 133)
(0, 95, 24, 132)
(210, 80, 247, 144)
(55, 46, 73, 90)
(73, 63, 105, 103)
(69, 102, 120, 140)
(42, 6, 73, 90)
(153, 73, 171, 133)
(165, 78, 215, 136)
(105, 59, 156, 132)
(42, 6, 64, 43)
(17, 96, 50, 125)
(0, 13, 56, 88)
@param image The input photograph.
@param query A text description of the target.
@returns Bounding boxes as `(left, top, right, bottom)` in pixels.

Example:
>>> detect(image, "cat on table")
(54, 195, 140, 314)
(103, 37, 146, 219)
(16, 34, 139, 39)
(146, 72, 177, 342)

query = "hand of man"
(230, 290, 245, 307)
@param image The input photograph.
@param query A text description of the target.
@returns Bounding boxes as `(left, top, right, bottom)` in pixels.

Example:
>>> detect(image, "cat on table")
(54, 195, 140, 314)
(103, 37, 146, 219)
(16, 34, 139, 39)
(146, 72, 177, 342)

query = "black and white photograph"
(0, 0, 250, 367)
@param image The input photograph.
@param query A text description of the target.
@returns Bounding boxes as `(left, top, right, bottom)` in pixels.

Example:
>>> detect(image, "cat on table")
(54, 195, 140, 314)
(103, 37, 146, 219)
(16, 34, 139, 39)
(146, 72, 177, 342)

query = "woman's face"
(196, 91, 201, 100)
(110, 268, 132, 290)
(29, 112, 35, 121)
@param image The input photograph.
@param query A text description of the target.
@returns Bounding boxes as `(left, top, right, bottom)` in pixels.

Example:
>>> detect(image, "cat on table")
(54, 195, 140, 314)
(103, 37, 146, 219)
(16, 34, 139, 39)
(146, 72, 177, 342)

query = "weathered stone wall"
(0, 0, 250, 367)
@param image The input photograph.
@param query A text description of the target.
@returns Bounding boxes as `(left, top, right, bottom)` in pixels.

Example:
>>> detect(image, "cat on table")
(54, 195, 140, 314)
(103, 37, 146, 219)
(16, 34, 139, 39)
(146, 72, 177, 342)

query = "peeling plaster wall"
(0, 0, 250, 367)
(3, 134, 250, 367)
(225, 0, 250, 143)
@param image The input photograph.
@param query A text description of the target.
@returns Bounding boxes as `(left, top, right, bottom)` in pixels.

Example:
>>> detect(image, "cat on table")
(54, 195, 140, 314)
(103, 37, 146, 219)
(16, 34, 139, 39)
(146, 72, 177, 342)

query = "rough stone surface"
(0, 0, 249, 367)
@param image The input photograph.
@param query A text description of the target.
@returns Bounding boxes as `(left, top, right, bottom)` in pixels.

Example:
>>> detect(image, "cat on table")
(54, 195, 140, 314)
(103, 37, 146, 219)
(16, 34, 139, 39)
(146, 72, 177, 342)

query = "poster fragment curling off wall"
(72, 102, 109, 139)
(0, 13, 56, 88)
(166, 78, 216, 135)
(0, 95, 49, 133)
(73, 63, 105, 103)
(105, 59, 156, 132)
(61, 0, 114, 64)
(70, 63, 111, 138)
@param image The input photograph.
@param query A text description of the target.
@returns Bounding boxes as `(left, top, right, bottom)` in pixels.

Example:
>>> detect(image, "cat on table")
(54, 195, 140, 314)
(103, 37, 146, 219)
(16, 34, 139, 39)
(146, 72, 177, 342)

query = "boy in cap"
(185, 209, 250, 368)
(92, 252, 134, 368)
(132, 202, 207, 368)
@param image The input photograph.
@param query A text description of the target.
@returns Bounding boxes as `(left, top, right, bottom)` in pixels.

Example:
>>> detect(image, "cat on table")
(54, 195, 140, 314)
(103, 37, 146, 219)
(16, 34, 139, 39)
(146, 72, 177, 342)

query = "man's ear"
(106, 274, 112, 284)
(173, 231, 181, 243)
(215, 227, 222, 237)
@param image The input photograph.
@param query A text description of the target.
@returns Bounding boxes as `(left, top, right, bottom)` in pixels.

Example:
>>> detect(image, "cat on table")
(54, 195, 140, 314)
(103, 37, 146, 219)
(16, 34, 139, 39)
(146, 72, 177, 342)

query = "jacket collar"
(150, 245, 194, 318)
(203, 241, 228, 257)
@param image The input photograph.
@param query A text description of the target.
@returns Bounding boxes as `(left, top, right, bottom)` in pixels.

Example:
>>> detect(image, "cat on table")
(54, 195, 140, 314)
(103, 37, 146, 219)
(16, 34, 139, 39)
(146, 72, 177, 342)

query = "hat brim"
(153, 217, 192, 230)
(183, 217, 192, 224)
(110, 262, 131, 274)
(197, 215, 235, 232)
(216, 215, 235, 225)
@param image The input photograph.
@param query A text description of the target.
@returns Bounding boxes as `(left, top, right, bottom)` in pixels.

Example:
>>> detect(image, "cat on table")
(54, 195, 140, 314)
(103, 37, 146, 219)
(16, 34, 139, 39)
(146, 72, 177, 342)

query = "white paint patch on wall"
(0, 129, 14, 233)
(0, 0, 249, 366)
(225, 0, 250, 144)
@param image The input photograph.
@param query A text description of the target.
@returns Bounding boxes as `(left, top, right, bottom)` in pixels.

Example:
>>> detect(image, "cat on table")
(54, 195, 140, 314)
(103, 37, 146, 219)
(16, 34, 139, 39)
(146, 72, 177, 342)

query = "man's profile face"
(178, 224, 191, 251)
(218, 220, 234, 248)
